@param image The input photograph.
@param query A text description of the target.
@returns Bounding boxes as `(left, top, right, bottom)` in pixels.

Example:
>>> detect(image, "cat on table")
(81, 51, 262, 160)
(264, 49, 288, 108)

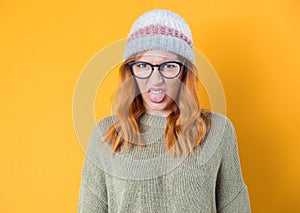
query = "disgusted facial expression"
(132, 50, 184, 117)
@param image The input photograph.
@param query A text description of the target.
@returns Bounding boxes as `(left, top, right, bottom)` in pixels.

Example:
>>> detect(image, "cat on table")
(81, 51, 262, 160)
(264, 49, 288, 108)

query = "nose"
(149, 67, 163, 84)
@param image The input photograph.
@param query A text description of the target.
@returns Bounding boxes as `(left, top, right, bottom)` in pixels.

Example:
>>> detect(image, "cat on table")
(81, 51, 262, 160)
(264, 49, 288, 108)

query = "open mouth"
(148, 89, 166, 103)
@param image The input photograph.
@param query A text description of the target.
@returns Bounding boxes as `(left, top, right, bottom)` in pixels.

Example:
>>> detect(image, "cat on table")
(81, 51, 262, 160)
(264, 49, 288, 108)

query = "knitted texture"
(78, 112, 251, 212)
(123, 9, 195, 62)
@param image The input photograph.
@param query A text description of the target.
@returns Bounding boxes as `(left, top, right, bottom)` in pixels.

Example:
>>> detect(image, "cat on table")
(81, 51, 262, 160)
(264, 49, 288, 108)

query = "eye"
(136, 63, 148, 69)
(164, 63, 176, 68)
(162, 63, 178, 69)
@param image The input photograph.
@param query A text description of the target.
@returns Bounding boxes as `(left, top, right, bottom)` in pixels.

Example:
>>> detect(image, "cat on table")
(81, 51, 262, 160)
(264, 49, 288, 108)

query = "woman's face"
(133, 50, 184, 117)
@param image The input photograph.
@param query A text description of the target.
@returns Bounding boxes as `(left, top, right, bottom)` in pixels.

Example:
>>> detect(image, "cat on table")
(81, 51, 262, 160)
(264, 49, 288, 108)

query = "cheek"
(135, 79, 147, 93)
(168, 80, 182, 92)
(165, 81, 182, 101)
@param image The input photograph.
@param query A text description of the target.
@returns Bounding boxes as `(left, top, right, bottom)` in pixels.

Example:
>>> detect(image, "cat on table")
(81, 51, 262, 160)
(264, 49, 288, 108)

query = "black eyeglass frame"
(128, 61, 186, 79)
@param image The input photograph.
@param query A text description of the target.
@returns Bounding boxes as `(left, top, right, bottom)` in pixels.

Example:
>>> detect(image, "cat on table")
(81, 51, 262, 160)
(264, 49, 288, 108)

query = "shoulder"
(209, 112, 239, 155)
(204, 110, 236, 136)
(92, 115, 117, 137)
(86, 115, 117, 158)
(210, 111, 237, 145)
(196, 111, 238, 165)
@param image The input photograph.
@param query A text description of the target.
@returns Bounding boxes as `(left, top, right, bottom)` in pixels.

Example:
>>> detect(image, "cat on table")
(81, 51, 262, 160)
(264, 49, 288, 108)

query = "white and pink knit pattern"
(127, 24, 193, 48)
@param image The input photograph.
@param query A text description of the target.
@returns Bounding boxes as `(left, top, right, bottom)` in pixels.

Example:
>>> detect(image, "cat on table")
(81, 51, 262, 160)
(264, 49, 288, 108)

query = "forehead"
(138, 50, 179, 62)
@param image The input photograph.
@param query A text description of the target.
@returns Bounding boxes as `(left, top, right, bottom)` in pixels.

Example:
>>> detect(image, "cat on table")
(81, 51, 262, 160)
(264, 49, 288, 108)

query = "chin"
(148, 103, 168, 111)
(143, 97, 173, 115)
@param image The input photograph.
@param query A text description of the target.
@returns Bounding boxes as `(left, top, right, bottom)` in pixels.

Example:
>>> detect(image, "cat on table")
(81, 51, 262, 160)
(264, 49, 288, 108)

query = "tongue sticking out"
(148, 90, 166, 103)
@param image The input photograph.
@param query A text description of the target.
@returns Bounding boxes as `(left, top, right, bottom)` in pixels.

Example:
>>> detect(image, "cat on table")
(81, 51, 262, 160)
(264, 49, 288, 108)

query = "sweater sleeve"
(78, 124, 108, 213)
(216, 117, 251, 213)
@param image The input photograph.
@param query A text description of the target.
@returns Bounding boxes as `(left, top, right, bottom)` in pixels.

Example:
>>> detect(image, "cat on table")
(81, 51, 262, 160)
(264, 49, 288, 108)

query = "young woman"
(78, 9, 251, 212)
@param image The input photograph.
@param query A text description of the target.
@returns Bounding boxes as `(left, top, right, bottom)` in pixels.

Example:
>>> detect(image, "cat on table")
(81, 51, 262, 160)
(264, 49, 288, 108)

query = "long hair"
(104, 53, 211, 157)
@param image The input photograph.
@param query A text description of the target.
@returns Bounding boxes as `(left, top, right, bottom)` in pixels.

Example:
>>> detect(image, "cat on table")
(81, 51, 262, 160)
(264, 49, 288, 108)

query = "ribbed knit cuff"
(139, 113, 167, 128)
(123, 35, 195, 62)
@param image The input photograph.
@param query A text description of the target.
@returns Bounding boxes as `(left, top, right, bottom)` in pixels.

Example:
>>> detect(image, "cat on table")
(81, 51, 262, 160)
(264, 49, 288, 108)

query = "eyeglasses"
(128, 61, 185, 79)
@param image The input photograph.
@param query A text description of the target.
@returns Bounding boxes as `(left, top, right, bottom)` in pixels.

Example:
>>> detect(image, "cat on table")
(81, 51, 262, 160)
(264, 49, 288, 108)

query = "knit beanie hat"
(123, 9, 195, 63)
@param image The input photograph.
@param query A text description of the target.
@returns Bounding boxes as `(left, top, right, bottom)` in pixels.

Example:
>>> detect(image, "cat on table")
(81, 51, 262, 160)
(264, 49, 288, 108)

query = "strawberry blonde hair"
(104, 53, 211, 157)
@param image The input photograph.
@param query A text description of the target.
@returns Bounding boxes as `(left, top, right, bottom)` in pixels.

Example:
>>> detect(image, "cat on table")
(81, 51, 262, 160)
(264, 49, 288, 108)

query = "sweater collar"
(139, 113, 167, 128)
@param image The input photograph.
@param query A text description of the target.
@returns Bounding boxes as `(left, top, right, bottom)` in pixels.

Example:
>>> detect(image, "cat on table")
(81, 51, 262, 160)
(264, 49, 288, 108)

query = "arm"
(78, 124, 108, 212)
(216, 117, 251, 213)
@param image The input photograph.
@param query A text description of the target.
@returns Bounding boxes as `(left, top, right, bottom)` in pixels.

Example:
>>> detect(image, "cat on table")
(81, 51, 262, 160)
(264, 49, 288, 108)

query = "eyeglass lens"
(131, 62, 181, 78)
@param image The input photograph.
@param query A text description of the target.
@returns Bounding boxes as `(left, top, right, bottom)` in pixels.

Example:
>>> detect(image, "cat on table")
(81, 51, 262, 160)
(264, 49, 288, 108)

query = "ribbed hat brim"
(123, 35, 195, 62)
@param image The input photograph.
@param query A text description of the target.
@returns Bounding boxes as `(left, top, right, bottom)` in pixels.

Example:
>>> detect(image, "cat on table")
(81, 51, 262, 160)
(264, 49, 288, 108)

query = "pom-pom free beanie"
(123, 9, 195, 62)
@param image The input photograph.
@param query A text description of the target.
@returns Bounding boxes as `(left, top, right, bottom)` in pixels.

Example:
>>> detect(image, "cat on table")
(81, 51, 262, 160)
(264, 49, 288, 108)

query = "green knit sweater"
(78, 112, 251, 212)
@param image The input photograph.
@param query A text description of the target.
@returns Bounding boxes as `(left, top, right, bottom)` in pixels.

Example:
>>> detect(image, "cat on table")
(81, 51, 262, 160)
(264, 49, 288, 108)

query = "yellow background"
(1, 0, 300, 212)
